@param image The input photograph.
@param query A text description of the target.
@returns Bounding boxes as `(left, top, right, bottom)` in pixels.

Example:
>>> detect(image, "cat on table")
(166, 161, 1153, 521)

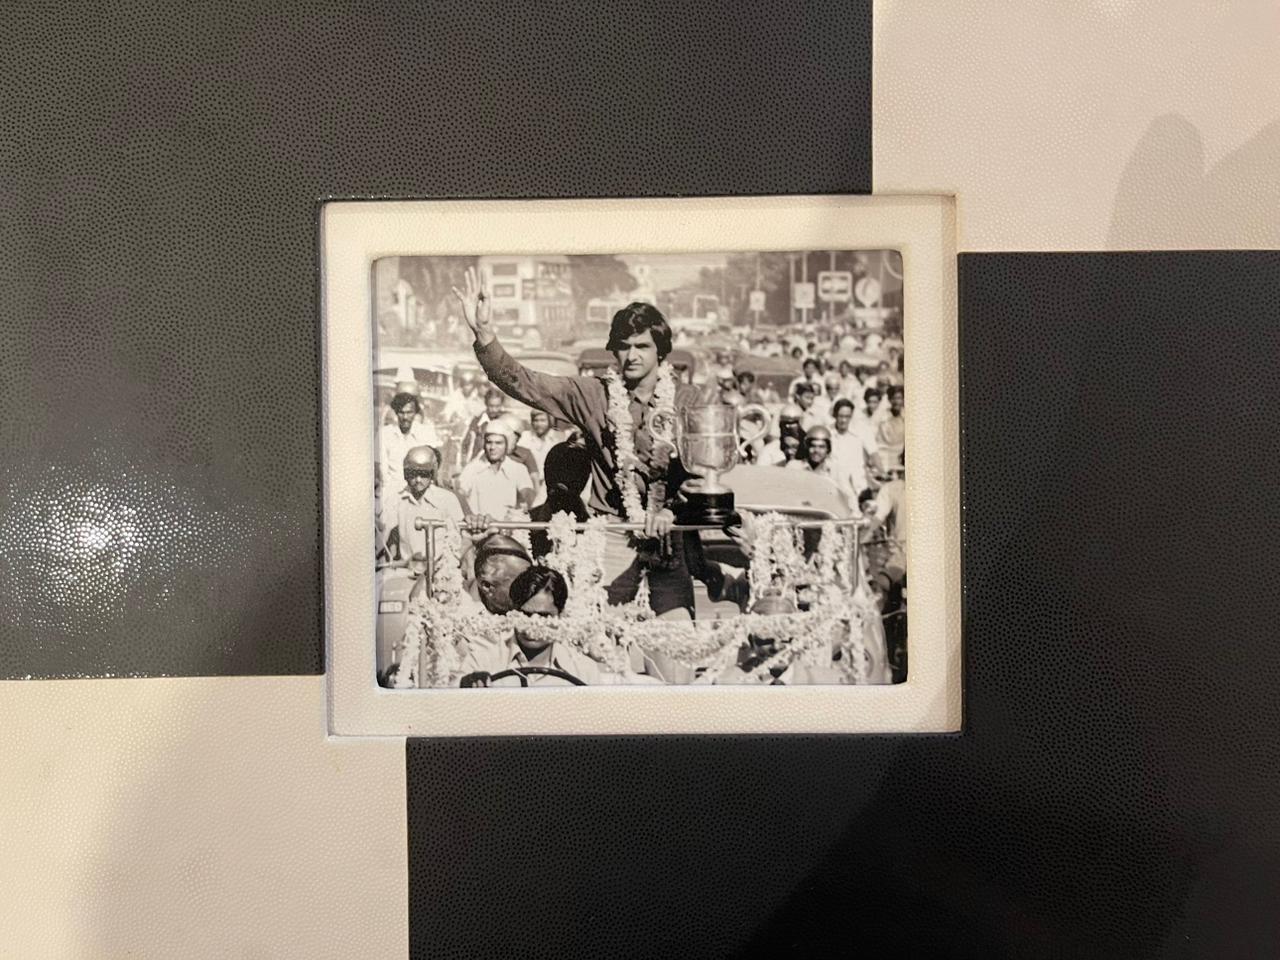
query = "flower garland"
(603, 361, 677, 524)
(391, 505, 877, 687)
(545, 511, 610, 619)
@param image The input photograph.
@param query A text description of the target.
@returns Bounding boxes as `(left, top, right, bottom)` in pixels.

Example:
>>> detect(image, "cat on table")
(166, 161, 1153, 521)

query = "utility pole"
(800, 252, 808, 326)
(788, 253, 797, 325)
(828, 250, 836, 324)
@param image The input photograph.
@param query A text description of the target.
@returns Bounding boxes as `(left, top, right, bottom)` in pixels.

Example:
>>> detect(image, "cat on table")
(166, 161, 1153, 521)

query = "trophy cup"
(675, 404, 742, 526)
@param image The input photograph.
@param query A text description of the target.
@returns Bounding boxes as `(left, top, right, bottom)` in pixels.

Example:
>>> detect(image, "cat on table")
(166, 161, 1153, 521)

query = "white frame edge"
(322, 195, 960, 737)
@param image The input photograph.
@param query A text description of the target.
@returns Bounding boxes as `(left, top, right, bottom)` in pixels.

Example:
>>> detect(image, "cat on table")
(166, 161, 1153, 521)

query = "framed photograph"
(323, 195, 959, 735)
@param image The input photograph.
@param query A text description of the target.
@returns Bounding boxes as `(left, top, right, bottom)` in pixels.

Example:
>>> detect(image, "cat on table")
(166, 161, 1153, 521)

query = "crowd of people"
(375, 269, 907, 686)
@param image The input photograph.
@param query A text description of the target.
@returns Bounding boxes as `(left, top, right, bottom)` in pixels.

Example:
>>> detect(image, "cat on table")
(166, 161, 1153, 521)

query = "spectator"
(381, 392, 441, 492)
(529, 440, 592, 558)
(457, 417, 535, 518)
(853, 387, 885, 448)
(395, 446, 465, 562)
(876, 386, 906, 473)
(787, 356, 824, 400)
(830, 398, 877, 499)
(461, 387, 508, 463)
(756, 404, 805, 464)
(794, 382, 828, 432)
(470, 534, 533, 615)
(515, 409, 563, 508)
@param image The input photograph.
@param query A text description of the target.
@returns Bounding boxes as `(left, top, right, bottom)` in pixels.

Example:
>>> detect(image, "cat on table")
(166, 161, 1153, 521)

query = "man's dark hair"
(606, 302, 672, 359)
(543, 441, 591, 493)
(803, 357, 820, 372)
(794, 381, 817, 397)
(508, 565, 569, 614)
(472, 534, 532, 579)
(779, 421, 806, 442)
(888, 385, 905, 400)
(863, 387, 883, 404)
(390, 392, 420, 414)
(484, 387, 505, 404)
(832, 398, 855, 416)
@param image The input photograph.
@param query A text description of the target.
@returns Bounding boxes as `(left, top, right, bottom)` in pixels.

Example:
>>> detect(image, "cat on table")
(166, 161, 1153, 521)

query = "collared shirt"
(867, 477, 907, 549)
(515, 428, 564, 507)
(461, 413, 501, 463)
(459, 634, 613, 686)
(456, 455, 533, 518)
(830, 427, 878, 498)
(380, 421, 441, 489)
(757, 439, 800, 469)
(395, 484, 465, 561)
(476, 339, 700, 517)
(799, 407, 830, 433)
(851, 410, 880, 449)
(786, 458, 858, 510)
(876, 414, 906, 469)
(787, 373, 825, 400)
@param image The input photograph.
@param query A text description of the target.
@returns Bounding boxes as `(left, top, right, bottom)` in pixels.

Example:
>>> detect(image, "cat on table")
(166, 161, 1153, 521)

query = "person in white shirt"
(786, 425, 858, 511)
(754, 404, 805, 465)
(394, 445, 466, 562)
(458, 565, 614, 687)
(514, 409, 563, 508)
(829, 398, 877, 500)
(822, 371, 848, 407)
(461, 388, 508, 463)
(456, 418, 534, 518)
(875, 386, 906, 475)
(851, 387, 884, 450)
(794, 382, 829, 433)
(380, 392, 442, 491)
(786, 356, 825, 401)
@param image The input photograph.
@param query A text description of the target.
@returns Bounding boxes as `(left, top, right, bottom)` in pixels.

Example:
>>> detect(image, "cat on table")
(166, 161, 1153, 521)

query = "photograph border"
(323, 195, 959, 736)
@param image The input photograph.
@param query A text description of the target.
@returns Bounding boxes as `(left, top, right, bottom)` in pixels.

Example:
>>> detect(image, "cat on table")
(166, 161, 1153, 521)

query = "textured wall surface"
(5, 0, 1280, 957)
(0, 677, 406, 959)
(1, 0, 871, 679)
(404, 253, 1280, 958)
(875, 0, 1280, 251)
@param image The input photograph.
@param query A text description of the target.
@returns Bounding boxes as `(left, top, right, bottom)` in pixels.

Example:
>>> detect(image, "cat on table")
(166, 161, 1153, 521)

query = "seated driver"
(459, 565, 611, 686)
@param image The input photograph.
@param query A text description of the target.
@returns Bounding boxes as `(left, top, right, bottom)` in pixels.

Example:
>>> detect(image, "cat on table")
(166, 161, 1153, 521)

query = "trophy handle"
(737, 403, 772, 458)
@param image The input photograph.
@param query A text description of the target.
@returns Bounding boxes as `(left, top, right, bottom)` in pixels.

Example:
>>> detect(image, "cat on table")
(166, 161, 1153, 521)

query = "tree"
(565, 255, 637, 313)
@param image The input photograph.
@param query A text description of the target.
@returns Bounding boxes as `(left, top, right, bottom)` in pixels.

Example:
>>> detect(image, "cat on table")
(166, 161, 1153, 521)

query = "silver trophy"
(676, 404, 742, 526)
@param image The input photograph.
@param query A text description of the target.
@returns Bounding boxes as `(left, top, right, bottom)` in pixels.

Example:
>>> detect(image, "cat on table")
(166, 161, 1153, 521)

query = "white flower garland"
(392, 507, 874, 687)
(545, 512, 610, 619)
(603, 361, 677, 523)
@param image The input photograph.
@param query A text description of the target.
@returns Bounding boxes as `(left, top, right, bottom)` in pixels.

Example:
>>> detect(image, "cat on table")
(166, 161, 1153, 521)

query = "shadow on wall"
(1110, 115, 1280, 248)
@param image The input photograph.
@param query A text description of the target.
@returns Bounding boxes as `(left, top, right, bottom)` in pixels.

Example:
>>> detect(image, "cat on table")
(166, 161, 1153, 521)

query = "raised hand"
(450, 266, 496, 346)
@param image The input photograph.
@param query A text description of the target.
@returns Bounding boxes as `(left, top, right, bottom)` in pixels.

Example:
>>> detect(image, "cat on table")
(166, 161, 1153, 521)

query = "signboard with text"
(818, 270, 853, 302)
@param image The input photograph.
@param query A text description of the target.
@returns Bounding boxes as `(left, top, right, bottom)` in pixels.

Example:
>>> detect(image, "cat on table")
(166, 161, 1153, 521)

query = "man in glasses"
(394, 445, 465, 562)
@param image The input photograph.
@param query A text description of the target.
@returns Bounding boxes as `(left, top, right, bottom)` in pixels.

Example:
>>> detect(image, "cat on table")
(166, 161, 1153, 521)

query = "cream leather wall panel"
(0, 678, 405, 959)
(875, 0, 1280, 251)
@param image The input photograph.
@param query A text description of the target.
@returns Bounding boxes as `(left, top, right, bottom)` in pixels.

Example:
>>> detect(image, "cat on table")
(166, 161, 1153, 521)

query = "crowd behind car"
(374, 313, 908, 685)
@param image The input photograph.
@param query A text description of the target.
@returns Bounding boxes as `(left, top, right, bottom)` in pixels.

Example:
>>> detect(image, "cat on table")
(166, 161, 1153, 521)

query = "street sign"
(854, 276, 882, 307)
(749, 290, 766, 313)
(817, 270, 853, 303)
(792, 282, 815, 310)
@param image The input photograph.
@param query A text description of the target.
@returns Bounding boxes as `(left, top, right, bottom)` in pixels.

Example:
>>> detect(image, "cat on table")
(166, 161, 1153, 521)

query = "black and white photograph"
(371, 249, 906, 688)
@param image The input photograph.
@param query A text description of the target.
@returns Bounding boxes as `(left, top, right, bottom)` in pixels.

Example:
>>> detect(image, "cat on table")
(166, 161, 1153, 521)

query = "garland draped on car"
(393, 513, 880, 686)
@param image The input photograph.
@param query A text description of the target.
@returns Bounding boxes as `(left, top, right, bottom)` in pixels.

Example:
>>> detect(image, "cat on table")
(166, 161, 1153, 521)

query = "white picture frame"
(322, 195, 959, 736)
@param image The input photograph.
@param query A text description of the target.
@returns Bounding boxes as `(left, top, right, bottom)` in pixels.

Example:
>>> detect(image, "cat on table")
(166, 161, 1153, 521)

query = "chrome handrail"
(409, 515, 865, 605)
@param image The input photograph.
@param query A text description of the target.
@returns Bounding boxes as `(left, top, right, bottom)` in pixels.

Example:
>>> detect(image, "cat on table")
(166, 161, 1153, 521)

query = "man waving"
(453, 267, 700, 620)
